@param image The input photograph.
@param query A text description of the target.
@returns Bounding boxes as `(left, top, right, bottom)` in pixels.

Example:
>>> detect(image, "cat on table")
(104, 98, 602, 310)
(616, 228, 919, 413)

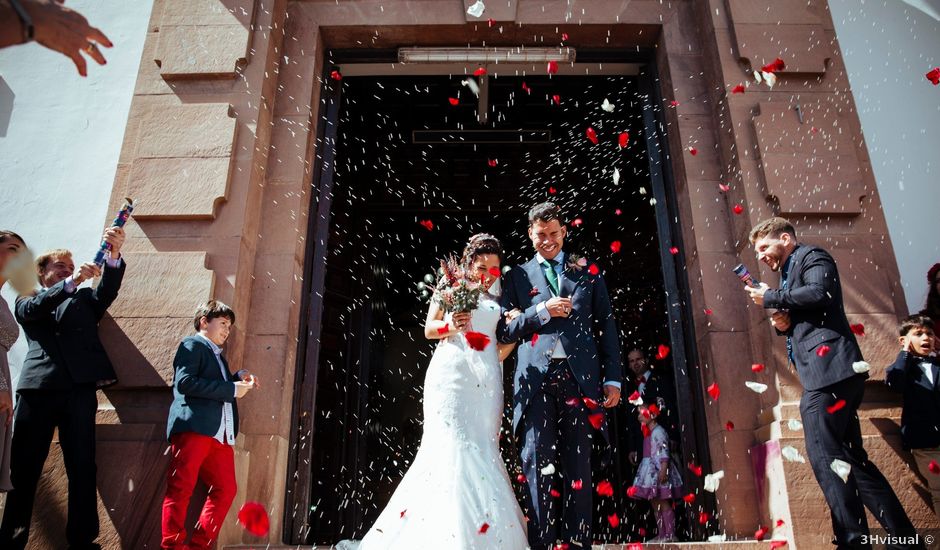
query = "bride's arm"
(424, 301, 462, 340)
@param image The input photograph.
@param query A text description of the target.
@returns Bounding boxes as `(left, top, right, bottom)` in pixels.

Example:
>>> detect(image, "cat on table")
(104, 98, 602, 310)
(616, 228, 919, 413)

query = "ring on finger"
(85, 42, 97, 54)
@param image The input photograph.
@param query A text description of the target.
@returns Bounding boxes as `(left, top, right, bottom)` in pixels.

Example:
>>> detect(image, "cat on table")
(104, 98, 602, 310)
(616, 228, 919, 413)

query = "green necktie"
(542, 259, 560, 296)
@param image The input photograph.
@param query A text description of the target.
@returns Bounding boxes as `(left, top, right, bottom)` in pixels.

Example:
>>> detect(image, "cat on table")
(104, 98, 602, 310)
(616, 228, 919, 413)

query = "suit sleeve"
(592, 272, 622, 385)
(497, 268, 544, 344)
(884, 350, 913, 392)
(174, 340, 237, 402)
(763, 250, 836, 311)
(14, 280, 72, 322)
(90, 258, 126, 320)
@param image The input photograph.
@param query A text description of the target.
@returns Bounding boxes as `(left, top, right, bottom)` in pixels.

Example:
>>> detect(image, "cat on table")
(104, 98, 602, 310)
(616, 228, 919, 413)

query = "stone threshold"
(225, 541, 772, 549)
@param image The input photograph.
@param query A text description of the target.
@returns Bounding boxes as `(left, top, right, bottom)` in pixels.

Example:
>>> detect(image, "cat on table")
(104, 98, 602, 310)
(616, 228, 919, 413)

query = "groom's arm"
(497, 268, 544, 344)
(592, 272, 623, 386)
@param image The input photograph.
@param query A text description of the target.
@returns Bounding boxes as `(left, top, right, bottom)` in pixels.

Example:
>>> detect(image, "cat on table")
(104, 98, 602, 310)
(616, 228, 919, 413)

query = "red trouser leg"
(188, 438, 236, 550)
(162, 433, 213, 549)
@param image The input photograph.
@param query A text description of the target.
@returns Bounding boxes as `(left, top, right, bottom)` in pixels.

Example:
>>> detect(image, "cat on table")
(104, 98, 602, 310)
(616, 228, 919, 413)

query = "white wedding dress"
(344, 292, 529, 550)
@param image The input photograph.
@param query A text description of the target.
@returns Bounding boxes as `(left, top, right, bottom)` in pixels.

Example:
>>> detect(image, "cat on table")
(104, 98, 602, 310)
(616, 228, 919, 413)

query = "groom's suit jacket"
(498, 254, 621, 435)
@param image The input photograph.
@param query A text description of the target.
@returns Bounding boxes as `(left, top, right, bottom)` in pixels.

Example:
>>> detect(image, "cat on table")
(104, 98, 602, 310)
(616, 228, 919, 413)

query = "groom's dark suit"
(498, 252, 621, 549)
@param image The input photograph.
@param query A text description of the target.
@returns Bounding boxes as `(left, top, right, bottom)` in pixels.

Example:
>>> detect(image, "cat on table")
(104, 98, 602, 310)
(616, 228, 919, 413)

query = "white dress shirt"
(196, 333, 236, 445)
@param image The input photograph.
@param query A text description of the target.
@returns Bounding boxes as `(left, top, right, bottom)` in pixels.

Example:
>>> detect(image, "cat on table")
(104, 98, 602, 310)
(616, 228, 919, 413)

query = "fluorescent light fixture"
(398, 47, 576, 64)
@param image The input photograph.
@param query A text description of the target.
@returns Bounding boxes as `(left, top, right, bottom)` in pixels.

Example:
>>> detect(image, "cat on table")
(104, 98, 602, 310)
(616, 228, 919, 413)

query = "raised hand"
(545, 297, 572, 318)
(73, 262, 101, 285)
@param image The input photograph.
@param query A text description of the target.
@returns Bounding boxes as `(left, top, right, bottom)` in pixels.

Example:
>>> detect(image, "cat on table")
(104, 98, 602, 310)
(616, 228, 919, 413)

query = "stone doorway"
(285, 55, 715, 545)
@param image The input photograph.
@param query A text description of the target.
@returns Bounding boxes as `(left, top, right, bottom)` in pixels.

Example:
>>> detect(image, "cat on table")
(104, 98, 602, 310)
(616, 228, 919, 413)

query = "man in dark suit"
(745, 217, 920, 549)
(0, 227, 126, 550)
(498, 202, 622, 550)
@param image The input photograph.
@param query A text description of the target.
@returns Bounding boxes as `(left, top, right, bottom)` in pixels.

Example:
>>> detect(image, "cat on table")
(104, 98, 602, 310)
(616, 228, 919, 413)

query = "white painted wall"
(0, 1, 154, 385)
(830, 0, 940, 314)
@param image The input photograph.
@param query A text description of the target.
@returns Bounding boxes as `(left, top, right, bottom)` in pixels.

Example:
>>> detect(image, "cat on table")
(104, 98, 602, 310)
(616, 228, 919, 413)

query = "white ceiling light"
(398, 47, 576, 64)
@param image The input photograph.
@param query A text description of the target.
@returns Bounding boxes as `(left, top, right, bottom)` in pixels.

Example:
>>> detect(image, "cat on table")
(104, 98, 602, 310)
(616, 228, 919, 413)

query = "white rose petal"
(628, 395, 644, 406)
(638, 186, 647, 195)
(762, 71, 777, 88)
(745, 381, 768, 394)
(466, 0, 485, 17)
(613, 168, 620, 185)
(650, 198, 657, 205)
(708, 534, 728, 543)
(601, 98, 615, 112)
(852, 361, 871, 374)
(753, 70, 763, 83)
(787, 419, 803, 432)
(781, 445, 805, 463)
(461, 78, 480, 97)
(831, 459, 851, 483)
(703, 470, 724, 492)
(540, 463, 556, 476)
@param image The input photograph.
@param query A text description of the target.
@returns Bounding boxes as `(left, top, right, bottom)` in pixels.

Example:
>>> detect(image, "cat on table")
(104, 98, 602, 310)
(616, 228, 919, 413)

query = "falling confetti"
(465, 332, 490, 350)
(732, 204, 744, 215)
(718, 183, 730, 192)
(419, 220, 434, 231)
(745, 381, 768, 394)
(751, 363, 765, 372)
(831, 459, 851, 482)
(607, 514, 620, 528)
(761, 58, 786, 73)
(610, 241, 622, 253)
(478, 523, 489, 534)
(466, 0, 485, 17)
(706, 383, 720, 400)
(588, 412, 604, 429)
(330, 70, 342, 81)
(826, 399, 846, 414)
(627, 391, 643, 406)
(547, 60, 558, 74)
(688, 462, 703, 477)
(755, 526, 769, 541)
(788, 419, 803, 431)
(725, 421, 734, 431)
(731, 84, 745, 94)
(655, 344, 670, 360)
(669, 246, 679, 255)
(473, 67, 487, 77)
(612, 168, 620, 185)
(929, 461, 940, 474)
(781, 446, 806, 463)
(540, 463, 556, 476)
(571, 479, 583, 490)
(585, 127, 598, 144)
(703, 470, 724, 492)
(626, 485, 638, 497)
(588, 264, 600, 275)
(849, 323, 865, 336)
(551, 94, 561, 105)
(852, 361, 870, 374)
(927, 67, 940, 85)
(618, 132, 629, 148)
(596, 479, 614, 497)
(448, 97, 459, 106)
(601, 98, 615, 112)
(688, 146, 698, 156)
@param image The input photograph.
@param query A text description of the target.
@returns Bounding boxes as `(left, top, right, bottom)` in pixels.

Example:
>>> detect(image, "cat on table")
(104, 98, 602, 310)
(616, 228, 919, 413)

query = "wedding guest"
(625, 348, 677, 465)
(0, 230, 30, 493)
(629, 403, 683, 543)
(885, 314, 940, 517)
(162, 301, 258, 550)
(920, 263, 940, 337)
(0, 0, 112, 76)
(0, 227, 127, 550)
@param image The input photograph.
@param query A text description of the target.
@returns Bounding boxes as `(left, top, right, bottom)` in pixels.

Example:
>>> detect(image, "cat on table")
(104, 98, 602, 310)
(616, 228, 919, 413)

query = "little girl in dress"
(629, 402, 684, 542)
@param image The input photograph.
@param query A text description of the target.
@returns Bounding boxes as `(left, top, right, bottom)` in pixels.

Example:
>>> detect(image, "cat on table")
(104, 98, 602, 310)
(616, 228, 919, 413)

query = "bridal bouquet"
(431, 255, 483, 313)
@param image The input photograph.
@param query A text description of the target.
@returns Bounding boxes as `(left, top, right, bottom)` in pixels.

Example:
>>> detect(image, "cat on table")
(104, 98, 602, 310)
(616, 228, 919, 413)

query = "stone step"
(225, 540, 772, 549)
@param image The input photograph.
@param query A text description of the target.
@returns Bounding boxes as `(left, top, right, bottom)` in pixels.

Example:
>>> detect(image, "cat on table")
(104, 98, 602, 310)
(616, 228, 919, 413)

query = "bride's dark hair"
(460, 233, 503, 269)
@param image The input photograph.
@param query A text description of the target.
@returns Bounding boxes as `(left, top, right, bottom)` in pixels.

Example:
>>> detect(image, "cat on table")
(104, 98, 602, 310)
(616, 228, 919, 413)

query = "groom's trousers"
(520, 360, 593, 550)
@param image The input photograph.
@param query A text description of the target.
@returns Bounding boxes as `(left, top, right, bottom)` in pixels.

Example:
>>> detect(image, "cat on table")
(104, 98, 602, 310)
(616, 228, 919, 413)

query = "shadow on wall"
(0, 76, 13, 137)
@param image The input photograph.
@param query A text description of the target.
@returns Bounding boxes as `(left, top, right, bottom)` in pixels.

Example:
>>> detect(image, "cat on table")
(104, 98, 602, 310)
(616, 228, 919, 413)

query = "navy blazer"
(15, 260, 125, 390)
(885, 351, 940, 449)
(497, 254, 622, 435)
(763, 245, 864, 391)
(166, 335, 240, 441)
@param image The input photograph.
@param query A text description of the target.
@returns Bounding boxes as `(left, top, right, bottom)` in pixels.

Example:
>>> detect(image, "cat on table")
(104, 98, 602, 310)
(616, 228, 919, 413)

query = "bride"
(343, 233, 529, 549)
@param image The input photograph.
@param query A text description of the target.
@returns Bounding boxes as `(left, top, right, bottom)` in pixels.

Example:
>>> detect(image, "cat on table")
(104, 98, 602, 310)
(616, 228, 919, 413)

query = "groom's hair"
(528, 202, 563, 226)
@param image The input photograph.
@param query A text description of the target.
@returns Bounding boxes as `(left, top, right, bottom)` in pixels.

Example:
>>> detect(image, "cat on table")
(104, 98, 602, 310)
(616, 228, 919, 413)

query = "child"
(161, 301, 259, 549)
(629, 402, 684, 542)
(885, 313, 940, 517)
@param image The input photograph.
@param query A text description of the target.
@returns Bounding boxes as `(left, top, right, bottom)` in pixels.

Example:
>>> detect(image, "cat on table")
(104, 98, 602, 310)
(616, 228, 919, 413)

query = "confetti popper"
(732, 263, 760, 288)
(94, 197, 134, 267)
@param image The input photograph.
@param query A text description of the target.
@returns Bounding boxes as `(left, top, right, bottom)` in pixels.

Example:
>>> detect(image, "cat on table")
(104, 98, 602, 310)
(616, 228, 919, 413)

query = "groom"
(498, 202, 622, 549)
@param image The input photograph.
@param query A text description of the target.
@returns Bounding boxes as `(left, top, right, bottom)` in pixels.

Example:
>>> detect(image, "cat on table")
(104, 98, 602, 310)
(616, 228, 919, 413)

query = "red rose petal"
(488, 267, 501, 277)
(669, 246, 679, 255)
(927, 67, 940, 85)
(688, 462, 703, 477)
(400, 509, 407, 518)
(776, 519, 786, 527)
(928, 460, 940, 474)
(618, 132, 629, 148)
(448, 97, 459, 106)
(487, 158, 497, 167)
(607, 513, 620, 528)
(647, 403, 660, 417)
(330, 70, 342, 81)
(731, 84, 745, 94)
(550, 488, 561, 497)
(718, 183, 730, 192)
(565, 397, 580, 407)
(237, 501, 270, 537)
(626, 485, 638, 498)
(555, 544, 571, 550)
(547, 60, 558, 74)
(752, 363, 765, 372)
(570, 218, 583, 227)
(655, 344, 670, 360)
(529, 287, 539, 296)
(733, 204, 744, 215)
(585, 127, 598, 144)
(588, 264, 600, 275)
(707, 382, 720, 400)
(548, 186, 557, 194)
(465, 331, 491, 351)
(521, 82, 531, 94)
(638, 528, 647, 537)
(478, 522, 489, 534)
(552, 94, 561, 105)
(561, 32, 569, 41)
(610, 241, 622, 253)
(571, 479, 583, 490)
(516, 473, 527, 483)
(615, 208, 622, 215)
(628, 390, 641, 402)
(682, 492, 696, 504)
(588, 412, 604, 430)
(770, 541, 788, 549)
(761, 57, 786, 73)
(755, 526, 769, 541)
(627, 543, 643, 550)
(699, 511, 710, 524)
(437, 324, 450, 335)
(531, 333, 539, 347)
(487, 18, 496, 27)
(826, 399, 846, 414)
(850, 323, 865, 336)
(725, 421, 735, 431)
(704, 308, 713, 315)
(670, 100, 680, 107)
(419, 219, 434, 231)
(474, 67, 487, 77)
(596, 480, 614, 497)
(688, 146, 698, 156)
(583, 397, 599, 410)
(816, 345, 831, 357)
